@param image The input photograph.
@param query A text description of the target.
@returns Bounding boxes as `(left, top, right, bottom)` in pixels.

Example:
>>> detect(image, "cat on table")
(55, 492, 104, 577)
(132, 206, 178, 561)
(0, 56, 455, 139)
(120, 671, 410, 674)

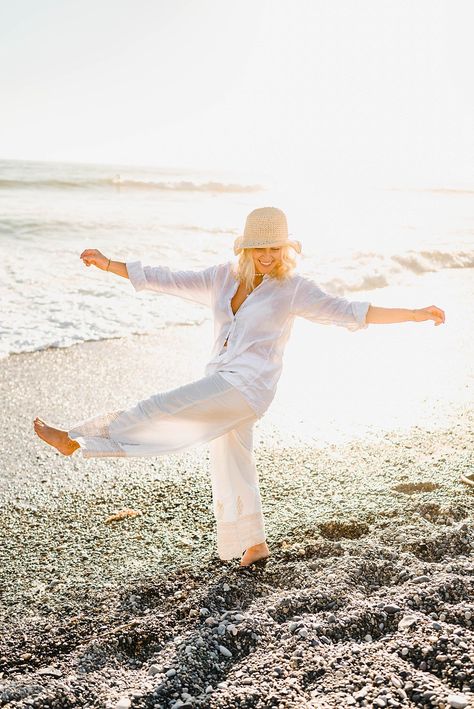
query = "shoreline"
(1, 326, 473, 707)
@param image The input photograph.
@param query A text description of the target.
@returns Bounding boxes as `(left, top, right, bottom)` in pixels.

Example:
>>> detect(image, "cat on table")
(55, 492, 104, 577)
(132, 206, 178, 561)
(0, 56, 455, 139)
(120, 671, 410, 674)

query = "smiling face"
(250, 246, 283, 275)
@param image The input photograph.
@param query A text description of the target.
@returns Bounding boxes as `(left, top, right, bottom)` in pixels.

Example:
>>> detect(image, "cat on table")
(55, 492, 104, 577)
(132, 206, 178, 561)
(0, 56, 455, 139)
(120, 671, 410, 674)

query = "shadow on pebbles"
(1, 525, 473, 708)
(1, 427, 474, 708)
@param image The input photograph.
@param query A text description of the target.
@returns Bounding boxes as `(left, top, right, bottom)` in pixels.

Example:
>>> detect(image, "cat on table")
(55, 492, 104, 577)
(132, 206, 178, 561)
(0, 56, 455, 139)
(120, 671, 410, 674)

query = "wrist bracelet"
(106, 258, 111, 271)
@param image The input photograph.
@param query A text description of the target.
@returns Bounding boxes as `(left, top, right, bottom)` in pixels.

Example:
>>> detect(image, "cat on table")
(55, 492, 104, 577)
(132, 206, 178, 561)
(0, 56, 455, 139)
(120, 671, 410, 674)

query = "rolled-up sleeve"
(290, 276, 370, 331)
(126, 261, 217, 307)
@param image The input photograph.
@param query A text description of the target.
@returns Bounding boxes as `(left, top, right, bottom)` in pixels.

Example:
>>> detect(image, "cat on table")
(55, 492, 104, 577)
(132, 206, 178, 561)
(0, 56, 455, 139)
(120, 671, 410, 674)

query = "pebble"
(384, 604, 401, 614)
(37, 667, 62, 677)
(412, 575, 430, 583)
(115, 699, 131, 709)
(447, 694, 469, 709)
(219, 645, 232, 658)
(148, 664, 161, 676)
(166, 669, 177, 678)
(398, 615, 417, 630)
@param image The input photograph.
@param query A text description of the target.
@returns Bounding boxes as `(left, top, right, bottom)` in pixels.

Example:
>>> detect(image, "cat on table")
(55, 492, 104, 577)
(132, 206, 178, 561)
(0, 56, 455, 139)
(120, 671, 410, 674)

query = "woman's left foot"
(240, 542, 270, 567)
(33, 418, 79, 456)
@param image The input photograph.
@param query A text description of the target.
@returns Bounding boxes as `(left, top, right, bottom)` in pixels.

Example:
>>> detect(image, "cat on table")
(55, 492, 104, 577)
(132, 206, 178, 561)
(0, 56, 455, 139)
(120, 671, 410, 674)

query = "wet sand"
(0, 326, 473, 708)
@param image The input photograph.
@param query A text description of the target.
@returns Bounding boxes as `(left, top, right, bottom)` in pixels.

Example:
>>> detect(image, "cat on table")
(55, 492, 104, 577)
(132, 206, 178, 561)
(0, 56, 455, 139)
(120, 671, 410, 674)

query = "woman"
(34, 207, 446, 567)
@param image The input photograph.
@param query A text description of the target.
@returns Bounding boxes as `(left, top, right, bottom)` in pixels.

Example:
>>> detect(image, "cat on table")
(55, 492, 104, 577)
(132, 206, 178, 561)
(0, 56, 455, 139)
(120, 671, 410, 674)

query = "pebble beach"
(1, 319, 473, 709)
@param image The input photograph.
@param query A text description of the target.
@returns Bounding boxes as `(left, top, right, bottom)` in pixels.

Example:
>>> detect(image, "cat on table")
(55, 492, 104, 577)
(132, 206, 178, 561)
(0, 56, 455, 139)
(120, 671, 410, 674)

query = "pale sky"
(0, 0, 472, 178)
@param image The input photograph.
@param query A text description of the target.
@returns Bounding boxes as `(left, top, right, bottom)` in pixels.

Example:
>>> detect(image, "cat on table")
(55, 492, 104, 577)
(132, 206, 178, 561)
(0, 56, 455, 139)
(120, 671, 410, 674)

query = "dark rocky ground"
(1, 334, 473, 708)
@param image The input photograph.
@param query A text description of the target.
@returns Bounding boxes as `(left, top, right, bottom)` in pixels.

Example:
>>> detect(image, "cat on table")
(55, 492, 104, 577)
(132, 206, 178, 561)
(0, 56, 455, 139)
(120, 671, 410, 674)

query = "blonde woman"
(34, 207, 446, 567)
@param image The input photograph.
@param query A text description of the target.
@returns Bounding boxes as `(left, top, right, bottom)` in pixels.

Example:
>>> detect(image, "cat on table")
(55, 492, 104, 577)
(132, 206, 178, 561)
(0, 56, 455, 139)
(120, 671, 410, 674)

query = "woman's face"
(251, 246, 282, 275)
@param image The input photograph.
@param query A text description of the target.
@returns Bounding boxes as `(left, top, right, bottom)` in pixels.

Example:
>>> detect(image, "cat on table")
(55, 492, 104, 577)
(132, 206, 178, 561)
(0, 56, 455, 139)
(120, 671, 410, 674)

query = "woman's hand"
(80, 249, 109, 270)
(413, 305, 446, 326)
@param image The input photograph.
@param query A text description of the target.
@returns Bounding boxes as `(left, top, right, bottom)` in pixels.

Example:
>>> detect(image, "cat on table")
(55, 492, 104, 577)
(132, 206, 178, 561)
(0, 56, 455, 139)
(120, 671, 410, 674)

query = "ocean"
(1, 157, 473, 441)
(1, 157, 472, 360)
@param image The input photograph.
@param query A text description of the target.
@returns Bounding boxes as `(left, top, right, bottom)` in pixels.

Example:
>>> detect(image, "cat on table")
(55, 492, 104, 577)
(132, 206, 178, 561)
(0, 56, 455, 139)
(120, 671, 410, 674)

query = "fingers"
(426, 305, 446, 326)
(80, 249, 100, 268)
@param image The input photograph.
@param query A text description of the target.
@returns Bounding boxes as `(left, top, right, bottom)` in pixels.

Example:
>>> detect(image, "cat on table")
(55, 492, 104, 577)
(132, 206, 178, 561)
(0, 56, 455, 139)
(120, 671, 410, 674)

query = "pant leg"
(210, 418, 266, 560)
(68, 373, 256, 458)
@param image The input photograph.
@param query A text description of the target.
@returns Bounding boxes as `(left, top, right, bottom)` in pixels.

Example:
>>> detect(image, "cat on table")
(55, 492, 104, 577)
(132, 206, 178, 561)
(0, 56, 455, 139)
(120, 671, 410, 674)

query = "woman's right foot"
(240, 542, 270, 567)
(33, 418, 80, 456)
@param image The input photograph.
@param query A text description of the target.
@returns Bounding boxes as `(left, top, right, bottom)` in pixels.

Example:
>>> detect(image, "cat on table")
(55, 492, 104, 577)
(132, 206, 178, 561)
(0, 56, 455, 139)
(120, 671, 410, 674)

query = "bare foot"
(33, 417, 80, 456)
(240, 541, 270, 567)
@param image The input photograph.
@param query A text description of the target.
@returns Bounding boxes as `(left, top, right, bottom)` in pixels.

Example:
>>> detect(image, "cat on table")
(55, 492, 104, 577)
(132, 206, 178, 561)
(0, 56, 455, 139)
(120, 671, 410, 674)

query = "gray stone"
(447, 694, 469, 708)
(219, 645, 232, 658)
(147, 664, 161, 676)
(398, 615, 417, 630)
(37, 667, 62, 678)
(116, 699, 131, 709)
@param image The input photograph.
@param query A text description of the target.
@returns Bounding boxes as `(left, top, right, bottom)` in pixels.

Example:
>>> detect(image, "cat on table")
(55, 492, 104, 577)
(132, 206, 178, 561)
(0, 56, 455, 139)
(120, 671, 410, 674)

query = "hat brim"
(234, 238, 302, 256)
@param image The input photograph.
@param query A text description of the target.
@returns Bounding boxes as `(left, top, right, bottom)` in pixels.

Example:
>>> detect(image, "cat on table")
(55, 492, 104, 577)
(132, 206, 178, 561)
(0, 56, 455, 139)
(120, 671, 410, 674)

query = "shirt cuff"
(351, 301, 371, 330)
(126, 260, 147, 292)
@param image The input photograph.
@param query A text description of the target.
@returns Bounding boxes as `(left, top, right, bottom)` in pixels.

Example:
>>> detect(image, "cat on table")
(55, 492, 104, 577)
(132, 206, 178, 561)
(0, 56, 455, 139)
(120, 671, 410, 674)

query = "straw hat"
(233, 207, 302, 255)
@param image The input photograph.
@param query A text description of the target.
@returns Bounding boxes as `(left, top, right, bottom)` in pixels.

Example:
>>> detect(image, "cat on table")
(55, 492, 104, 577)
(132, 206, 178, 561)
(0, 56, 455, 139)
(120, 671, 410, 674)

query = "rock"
(219, 645, 232, 658)
(166, 668, 176, 678)
(115, 699, 131, 709)
(37, 667, 62, 678)
(384, 604, 401, 614)
(447, 694, 469, 709)
(412, 575, 430, 583)
(223, 583, 230, 592)
(398, 615, 417, 630)
(147, 664, 161, 676)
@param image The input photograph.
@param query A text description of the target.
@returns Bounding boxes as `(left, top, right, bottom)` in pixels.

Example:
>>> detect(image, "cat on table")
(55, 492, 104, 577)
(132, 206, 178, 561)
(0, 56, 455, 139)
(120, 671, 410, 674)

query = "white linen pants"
(68, 372, 265, 560)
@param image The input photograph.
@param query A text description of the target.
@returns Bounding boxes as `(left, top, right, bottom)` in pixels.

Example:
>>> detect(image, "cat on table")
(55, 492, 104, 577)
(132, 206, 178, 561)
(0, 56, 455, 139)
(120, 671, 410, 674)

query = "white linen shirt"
(126, 260, 371, 419)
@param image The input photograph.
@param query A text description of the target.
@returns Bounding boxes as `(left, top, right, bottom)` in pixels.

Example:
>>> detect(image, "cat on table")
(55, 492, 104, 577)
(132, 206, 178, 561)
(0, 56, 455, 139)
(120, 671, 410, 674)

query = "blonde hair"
(231, 245, 298, 292)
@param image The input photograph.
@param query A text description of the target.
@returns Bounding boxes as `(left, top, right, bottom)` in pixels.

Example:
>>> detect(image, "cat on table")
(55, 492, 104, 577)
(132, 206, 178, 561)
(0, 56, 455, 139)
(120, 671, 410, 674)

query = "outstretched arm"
(366, 305, 446, 326)
(80, 249, 128, 278)
(79, 248, 217, 307)
(290, 276, 371, 331)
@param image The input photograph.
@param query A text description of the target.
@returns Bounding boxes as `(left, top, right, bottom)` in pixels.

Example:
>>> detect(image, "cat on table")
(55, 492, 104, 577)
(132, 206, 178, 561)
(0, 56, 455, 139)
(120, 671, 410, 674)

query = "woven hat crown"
(233, 207, 302, 255)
